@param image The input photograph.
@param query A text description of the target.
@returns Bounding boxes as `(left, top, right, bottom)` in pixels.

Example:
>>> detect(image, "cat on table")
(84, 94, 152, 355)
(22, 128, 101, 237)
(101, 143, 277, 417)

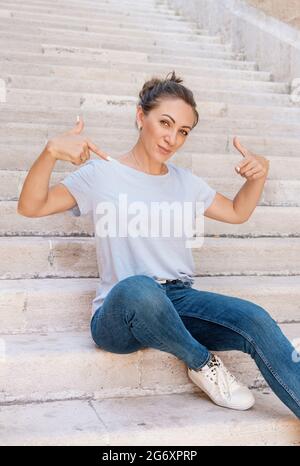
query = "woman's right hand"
(46, 116, 110, 165)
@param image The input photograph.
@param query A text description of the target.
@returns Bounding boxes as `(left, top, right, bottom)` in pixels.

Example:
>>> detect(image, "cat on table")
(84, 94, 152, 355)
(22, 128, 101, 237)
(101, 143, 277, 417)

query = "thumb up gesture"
(233, 137, 269, 181)
(46, 115, 110, 166)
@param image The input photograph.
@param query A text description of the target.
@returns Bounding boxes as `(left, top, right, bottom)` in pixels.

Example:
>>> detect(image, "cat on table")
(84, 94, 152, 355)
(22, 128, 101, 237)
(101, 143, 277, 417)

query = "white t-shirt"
(60, 158, 216, 316)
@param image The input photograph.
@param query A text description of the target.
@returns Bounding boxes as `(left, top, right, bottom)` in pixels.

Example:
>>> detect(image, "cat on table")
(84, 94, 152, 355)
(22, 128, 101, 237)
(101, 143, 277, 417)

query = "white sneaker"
(187, 354, 255, 411)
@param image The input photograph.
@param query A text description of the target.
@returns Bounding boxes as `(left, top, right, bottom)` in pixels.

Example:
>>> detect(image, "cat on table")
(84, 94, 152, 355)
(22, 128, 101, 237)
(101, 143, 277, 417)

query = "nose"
(164, 130, 177, 147)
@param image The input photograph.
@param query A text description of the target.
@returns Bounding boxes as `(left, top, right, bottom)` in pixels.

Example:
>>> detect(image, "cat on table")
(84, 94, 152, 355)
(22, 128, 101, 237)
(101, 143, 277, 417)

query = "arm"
(204, 192, 244, 224)
(17, 116, 109, 218)
(233, 173, 268, 223)
(17, 145, 76, 217)
(204, 137, 269, 224)
(204, 174, 268, 224)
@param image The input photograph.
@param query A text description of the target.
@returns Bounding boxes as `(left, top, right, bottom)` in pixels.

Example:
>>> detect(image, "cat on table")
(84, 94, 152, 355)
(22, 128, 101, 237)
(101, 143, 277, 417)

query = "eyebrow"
(161, 114, 192, 130)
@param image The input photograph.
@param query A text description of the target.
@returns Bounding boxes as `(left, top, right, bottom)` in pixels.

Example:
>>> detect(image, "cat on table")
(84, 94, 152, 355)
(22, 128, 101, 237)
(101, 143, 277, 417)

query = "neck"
(130, 142, 166, 175)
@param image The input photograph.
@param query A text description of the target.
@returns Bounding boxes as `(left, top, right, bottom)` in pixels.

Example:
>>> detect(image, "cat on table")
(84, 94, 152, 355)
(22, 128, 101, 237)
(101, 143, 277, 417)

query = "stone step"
(2, 73, 288, 96)
(0, 324, 299, 404)
(2, 0, 164, 8)
(1, 0, 166, 8)
(0, 237, 299, 279)
(0, 14, 210, 36)
(0, 40, 152, 62)
(0, 0, 176, 17)
(2, 104, 300, 138)
(148, 52, 252, 68)
(202, 101, 300, 123)
(3, 167, 300, 204)
(5, 201, 300, 238)
(0, 0, 166, 7)
(0, 21, 218, 44)
(0, 28, 229, 53)
(0, 39, 246, 62)
(1, 121, 297, 142)
(0, 8, 205, 30)
(0, 1, 194, 23)
(0, 49, 258, 71)
(43, 43, 239, 61)
(7, 190, 300, 233)
(0, 11, 202, 34)
(2, 126, 300, 158)
(0, 59, 272, 84)
(0, 276, 299, 334)
(3, 87, 291, 109)
(191, 118, 300, 137)
(2, 96, 300, 139)
(1, 390, 299, 446)
(0, 10, 209, 35)
(44, 43, 244, 62)
(192, 153, 300, 179)
(1, 143, 299, 179)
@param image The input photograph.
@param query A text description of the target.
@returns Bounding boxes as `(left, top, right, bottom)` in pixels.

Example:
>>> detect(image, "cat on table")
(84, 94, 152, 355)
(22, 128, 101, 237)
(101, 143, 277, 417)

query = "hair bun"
(165, 70, 183, 84)
(139, 71, 183, 102)
(138, 77, 161, 101)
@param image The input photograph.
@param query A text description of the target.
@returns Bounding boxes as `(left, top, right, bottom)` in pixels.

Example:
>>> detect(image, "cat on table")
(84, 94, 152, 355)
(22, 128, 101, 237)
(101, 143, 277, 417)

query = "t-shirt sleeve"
(59, 160, 96, 217)
(190, 172, 217, 213)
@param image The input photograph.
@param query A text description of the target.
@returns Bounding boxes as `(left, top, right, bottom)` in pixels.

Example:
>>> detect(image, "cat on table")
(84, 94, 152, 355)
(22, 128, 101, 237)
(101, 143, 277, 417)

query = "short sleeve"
(59, 160, 96, 217)
(190, 172, 217, 212)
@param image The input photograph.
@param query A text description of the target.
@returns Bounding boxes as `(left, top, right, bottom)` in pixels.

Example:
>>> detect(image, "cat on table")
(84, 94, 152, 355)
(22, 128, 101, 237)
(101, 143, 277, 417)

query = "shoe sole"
(187, 368, 255, 411)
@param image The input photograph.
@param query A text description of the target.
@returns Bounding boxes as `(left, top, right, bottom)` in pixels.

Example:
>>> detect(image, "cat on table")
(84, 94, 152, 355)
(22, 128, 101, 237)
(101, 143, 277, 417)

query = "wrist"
(43, 140, 57, 161)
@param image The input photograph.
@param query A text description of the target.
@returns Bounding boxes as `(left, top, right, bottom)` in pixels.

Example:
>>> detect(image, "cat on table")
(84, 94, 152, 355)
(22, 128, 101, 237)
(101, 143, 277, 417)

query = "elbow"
(17, 203, 37, 218)
(237, 216, 249, 224)
(17, 203, 26, 217)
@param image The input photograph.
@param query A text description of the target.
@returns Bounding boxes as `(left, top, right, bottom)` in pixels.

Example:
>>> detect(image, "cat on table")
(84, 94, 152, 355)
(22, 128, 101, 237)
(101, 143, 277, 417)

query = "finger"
(83, 144, 90, 161)
(86, 139, 109, 160)
(69, 115, 85, 135)
(239, 160, 257, 175)
(235, 158, 254, 174)
(79, 152, 86, 164)
(251, 172, 263, 180)
(233, 136, 250, 158)
(244, 167, 262, 178)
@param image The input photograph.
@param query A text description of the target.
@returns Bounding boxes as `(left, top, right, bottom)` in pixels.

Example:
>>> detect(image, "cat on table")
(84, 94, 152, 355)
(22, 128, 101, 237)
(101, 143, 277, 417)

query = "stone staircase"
(0, 0, 300, 446)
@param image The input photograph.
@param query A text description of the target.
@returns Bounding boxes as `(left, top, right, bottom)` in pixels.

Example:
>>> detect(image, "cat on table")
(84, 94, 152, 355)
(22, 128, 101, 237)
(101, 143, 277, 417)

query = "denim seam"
(125, 311, 173, 353)
(126, 310, 210, 365)
(180, 312, 300, 408)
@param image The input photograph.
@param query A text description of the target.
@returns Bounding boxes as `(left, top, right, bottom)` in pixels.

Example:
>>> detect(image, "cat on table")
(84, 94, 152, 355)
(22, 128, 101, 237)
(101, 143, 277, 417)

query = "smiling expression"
(136, 98, 197, 162)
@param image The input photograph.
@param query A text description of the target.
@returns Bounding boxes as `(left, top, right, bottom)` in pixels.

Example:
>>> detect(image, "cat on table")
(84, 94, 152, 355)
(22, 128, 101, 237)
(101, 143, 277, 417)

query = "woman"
(17, 71, 300, 418)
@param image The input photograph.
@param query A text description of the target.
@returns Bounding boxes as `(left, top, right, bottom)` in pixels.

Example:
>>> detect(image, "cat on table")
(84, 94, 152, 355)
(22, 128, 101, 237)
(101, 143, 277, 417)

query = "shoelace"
(204, 355, 239, 401)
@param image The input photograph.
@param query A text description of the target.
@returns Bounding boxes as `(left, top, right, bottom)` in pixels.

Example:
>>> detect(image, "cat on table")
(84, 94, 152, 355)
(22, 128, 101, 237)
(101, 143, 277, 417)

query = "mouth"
(157, 144, 172, 155)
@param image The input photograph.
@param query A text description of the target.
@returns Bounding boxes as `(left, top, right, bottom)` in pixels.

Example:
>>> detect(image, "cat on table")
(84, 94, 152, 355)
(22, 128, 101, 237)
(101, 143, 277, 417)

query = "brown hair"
(136, 70, 199, 130)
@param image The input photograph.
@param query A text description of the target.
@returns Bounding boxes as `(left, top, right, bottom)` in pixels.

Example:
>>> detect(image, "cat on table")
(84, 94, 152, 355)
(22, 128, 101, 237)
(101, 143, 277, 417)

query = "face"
(136, 98, 196, 162)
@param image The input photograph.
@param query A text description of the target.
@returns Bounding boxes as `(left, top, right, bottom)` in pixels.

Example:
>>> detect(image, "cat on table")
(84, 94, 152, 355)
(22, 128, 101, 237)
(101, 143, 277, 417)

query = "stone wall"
(168, 0, 300, 83)
(246, 0, 300, 29)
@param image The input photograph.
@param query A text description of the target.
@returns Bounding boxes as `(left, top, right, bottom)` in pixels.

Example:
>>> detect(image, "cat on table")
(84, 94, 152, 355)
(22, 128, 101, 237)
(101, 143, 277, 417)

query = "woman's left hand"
(233, 136, 270, 181)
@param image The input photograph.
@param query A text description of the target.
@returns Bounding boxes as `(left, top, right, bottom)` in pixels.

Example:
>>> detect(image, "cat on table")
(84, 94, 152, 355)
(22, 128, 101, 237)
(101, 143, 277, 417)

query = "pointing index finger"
(86, 139, 109, 161)
(233, 136, 249, 158)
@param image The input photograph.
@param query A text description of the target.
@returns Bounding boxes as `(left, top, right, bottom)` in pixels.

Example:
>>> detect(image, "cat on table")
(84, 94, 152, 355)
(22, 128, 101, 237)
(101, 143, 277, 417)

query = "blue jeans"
(90, 274, 300, 419)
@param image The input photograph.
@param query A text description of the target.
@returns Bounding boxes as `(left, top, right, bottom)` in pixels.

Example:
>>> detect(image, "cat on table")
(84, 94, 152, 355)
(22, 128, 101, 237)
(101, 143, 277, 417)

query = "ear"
(136, 105, 144, 129)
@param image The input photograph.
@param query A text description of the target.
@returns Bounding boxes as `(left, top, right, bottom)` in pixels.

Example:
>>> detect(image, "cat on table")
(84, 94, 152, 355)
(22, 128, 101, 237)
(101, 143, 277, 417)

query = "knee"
(243, 302, 277, 335)
(113, 274, 164, 309)
(119, 274, 156, 288)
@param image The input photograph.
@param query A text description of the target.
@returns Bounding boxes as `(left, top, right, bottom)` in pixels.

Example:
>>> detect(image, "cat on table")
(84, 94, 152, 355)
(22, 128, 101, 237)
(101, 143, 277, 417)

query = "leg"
(172, 287, 300, 419)
(90, 274, 211, 368)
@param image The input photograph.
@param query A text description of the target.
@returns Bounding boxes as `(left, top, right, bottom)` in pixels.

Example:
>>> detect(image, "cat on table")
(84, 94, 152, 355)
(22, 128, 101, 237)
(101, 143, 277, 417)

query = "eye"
(160, 119, 169, 127)
(160, 120, 189, 137)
